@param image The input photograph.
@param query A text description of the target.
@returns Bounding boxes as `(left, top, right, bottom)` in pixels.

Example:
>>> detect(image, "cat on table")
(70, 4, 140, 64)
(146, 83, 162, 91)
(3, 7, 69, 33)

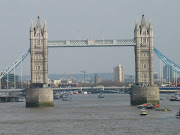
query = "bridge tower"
(30, 15, 48, 87)
(130, 12, 159, 105)
(134, 12, 154, 86)
(26, 15, 54, 107)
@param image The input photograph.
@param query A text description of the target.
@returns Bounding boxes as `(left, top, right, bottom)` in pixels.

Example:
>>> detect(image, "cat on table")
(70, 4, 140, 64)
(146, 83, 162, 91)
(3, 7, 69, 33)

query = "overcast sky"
(0, 0, 179, 76)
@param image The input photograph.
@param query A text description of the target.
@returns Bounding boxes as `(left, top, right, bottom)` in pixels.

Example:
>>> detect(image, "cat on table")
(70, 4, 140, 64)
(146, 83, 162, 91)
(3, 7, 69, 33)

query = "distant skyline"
(0, 0, 180, 76)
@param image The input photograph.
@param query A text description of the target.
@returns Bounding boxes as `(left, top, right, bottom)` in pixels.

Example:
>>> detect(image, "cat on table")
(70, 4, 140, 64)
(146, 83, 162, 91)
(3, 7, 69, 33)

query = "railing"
(0, 86, 130, 92)
(1, 87, 180, 93)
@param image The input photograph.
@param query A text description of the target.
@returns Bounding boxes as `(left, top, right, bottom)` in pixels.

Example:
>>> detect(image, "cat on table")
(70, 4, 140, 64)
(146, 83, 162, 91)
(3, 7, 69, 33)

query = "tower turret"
(134, 18, 140, 38)
(148, 19, 153, 37)
(30, 20, 34, 39)
(43, 20, 48, 39)
(30, 20, 34, 31)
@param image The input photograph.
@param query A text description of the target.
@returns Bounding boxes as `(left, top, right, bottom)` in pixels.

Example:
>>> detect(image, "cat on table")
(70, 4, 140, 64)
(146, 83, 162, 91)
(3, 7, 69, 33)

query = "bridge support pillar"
(26, 88, 54, 107)
(130, 86, 159, 105)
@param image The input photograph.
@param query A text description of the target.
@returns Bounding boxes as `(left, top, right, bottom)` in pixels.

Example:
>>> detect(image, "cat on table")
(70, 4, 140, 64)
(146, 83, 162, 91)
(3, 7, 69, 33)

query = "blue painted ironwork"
(1, 45, 179, 83)
(154, 47, 180, 75)
(47, 39, 136, 47)
(0, 49, 30, 79)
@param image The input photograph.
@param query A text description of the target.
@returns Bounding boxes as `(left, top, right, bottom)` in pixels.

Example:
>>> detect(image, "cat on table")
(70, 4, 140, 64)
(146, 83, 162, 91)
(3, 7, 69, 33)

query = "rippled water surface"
(0, 93, 179, 135)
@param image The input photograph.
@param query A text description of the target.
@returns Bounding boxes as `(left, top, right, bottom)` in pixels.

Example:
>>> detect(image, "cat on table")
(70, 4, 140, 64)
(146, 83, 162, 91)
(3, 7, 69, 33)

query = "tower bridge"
(30, 13, 155, 88)
(26, 12, 159, 107)
(2, 12, 180, 107)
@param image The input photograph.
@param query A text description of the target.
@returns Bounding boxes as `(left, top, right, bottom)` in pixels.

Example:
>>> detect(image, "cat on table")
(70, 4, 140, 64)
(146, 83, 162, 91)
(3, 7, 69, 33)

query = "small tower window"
(144, 64, 147, 68)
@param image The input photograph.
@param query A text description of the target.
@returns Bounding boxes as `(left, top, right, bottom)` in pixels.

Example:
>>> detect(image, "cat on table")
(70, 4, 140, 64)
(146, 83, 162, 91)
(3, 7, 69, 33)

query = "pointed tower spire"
(134, 18, 139, 31)
(44, 20, 47, 32)
(36, 11, 41, 30)
(149, 19, 153, 29)
(44, 20, 47, 27)
(141, 9, 146, 28)
(136, 18, 139, 26)
(136, 18, 138, 24)
(30, 20, 34, 31)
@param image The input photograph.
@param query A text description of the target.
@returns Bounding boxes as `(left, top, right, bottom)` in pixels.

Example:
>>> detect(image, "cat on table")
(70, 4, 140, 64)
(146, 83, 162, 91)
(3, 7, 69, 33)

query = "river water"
(0, 93, 179, 135)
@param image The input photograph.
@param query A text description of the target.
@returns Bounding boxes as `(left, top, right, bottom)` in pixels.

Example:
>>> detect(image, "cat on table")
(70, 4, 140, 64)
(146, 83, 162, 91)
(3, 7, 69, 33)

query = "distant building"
(163, 65, 173, 81)
(2, 74, 19, 89)
(2, 74, 19, 83)
(94, 74, 102, 83)
(97, 77, 102, 83)
(113, 64, 124, 83)
(154, 72, 160, 80)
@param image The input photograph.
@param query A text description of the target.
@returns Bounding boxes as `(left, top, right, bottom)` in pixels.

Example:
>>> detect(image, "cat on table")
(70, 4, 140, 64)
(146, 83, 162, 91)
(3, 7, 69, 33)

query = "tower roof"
(36, 15, 41, 30)
(140, 11, 146, 28)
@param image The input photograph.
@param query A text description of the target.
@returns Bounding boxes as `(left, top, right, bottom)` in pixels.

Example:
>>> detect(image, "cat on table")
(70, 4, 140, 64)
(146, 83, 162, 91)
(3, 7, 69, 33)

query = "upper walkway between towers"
(47, 38, 136, 47)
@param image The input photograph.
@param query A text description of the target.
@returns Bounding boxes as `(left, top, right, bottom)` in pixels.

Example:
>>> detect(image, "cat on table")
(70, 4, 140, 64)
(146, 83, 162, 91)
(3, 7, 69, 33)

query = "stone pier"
(130, 86, 159, 105)
(26, 88, 54, 107)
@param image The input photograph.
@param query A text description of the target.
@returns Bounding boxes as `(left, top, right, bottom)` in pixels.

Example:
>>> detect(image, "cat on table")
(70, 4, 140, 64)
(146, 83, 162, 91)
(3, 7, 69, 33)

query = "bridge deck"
(47, 39, 136, 47)
(1, 87, 180, 93)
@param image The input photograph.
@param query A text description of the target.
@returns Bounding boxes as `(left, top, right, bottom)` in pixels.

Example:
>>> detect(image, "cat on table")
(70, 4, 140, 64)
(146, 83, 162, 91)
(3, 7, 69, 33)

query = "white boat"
(62, 94, 72, 101)
(170, 92, 180, 101)
(54, 93, 60, 99)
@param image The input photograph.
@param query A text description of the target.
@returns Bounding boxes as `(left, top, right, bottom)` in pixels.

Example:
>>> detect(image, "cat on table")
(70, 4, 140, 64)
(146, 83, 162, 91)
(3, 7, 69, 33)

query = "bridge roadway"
(0, 86, 130, 93)
(0, 87, 180, 93)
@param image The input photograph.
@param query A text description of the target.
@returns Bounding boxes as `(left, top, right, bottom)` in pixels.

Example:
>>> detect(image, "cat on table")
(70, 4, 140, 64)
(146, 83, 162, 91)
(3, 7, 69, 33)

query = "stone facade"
(26, 88, 54, 107)
(131, 13, 160, 105)
(134, 13, 154, 86)
(30, 16, 48, 88)
(130, 86, 159, 105)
